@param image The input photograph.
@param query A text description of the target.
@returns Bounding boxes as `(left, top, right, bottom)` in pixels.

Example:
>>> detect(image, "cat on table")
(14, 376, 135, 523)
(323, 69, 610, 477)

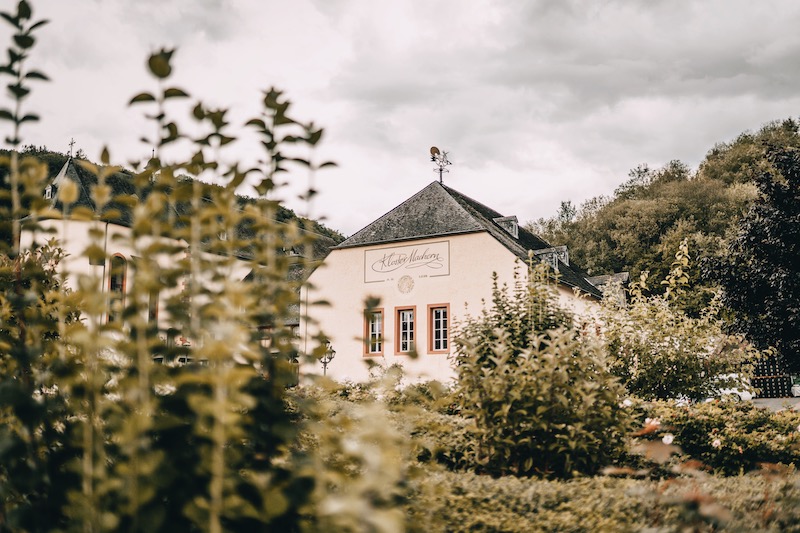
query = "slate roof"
(338, 181, 602, 298)
(49, 157, 137, 225)
(40, 158, 337, 262)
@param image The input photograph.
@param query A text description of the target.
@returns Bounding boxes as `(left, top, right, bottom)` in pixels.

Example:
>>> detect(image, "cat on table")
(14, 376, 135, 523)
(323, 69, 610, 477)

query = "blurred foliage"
(0, 2, 381, 531)
(601, 240, 762, 401)
(405, 464, 800, 532)
(453, 262, 632, 478)
(704, 143, 800, 373)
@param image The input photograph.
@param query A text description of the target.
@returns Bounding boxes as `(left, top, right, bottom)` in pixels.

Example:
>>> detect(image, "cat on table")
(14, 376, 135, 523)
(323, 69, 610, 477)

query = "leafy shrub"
(384, 380, 453, 412)
(0, 245, 84, 530)
(0, 3, 358, 530)
(644, 400, 800, 475)
(601, 240, 762, 401)
(453, 262, 632, 478)
(406, 468, 800, 532)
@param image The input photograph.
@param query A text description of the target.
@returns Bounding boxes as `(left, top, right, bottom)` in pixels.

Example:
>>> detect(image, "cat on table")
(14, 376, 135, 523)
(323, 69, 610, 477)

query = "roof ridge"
(338, 181, 483, 247)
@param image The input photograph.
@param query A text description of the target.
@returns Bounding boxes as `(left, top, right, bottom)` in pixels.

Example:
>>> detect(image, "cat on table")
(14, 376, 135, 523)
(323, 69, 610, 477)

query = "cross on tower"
(68, 138, 75, 158)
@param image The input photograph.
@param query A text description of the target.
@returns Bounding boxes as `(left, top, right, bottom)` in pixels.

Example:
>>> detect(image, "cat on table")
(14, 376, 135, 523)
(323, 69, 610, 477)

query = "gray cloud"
(7, 0, 800, 235)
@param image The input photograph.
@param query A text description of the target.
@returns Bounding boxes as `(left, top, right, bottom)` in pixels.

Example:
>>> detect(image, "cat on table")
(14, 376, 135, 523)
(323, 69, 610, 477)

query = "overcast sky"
(6, 0, 800, 235)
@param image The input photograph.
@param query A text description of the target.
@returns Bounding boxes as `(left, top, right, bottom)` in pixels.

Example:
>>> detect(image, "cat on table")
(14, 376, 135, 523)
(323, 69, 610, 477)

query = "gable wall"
(302, 231, 599, 383)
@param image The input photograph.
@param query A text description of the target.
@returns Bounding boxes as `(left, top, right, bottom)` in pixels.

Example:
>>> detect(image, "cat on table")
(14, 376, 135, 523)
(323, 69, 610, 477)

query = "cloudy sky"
(6, 1, 800, 235)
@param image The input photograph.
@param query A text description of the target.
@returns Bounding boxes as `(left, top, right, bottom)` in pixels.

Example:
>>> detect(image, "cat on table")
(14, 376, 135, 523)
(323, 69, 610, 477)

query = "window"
(395, 306, 416, 354)
(108, 255, 126, 323)
(364, 309, 383, 355)
(428, 304, 449, 353)
(44, 185, 52, 199)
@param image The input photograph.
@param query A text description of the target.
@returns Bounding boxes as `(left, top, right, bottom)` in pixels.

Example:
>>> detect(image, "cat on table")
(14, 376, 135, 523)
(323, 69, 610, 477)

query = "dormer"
(44, 184, 53, 200)
(533, 245, 569, 271)
(493, 215, 519, 239)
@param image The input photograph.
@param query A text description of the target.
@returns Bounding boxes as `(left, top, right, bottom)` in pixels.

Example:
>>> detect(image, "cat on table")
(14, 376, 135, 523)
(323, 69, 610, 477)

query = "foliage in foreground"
(405, 467, 800, 532)
(453, 262, 632, 478)
(601, 240, 761, 401)
(0, 2, 383, 531)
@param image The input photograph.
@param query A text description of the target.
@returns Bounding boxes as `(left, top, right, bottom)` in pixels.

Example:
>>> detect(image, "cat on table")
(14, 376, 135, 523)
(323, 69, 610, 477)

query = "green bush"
(644, 401, 800, 475)
(453, 262, 632, 478)
(406, 468, 800, 532)
(601, 240, 762, 401)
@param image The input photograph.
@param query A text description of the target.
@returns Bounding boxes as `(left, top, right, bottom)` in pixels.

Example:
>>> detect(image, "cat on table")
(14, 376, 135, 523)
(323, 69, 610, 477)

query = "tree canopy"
(705, 143, 800, 373)
(526, 119, 800, 314)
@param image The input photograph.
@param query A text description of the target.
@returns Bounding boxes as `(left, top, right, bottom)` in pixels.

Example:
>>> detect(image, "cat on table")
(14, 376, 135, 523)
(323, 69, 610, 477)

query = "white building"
(302, 181, 604, 383)
(21, 156, 331, 352)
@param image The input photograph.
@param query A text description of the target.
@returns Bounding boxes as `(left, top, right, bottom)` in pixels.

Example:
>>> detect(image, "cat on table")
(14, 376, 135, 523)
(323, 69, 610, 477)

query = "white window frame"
(364, 308, 384, 356)
(395, 306, 416, 354)
(428, 304, 449, 353)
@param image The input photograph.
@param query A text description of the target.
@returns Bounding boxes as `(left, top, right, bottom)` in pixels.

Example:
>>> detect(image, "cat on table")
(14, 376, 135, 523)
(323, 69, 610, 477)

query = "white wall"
(21, 219, 253, 329)
(302, 231, 599, 383)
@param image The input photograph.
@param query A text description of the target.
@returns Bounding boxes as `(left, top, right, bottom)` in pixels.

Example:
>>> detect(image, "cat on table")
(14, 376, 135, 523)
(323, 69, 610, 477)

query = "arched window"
(108, 255, 126, 323)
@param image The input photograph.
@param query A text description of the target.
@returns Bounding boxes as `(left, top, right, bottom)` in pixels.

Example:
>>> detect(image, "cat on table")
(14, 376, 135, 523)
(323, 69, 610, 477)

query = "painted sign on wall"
(364, 241, 450, 283)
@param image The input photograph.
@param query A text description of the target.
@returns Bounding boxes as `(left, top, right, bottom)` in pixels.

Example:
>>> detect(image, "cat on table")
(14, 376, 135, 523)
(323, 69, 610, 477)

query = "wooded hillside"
(527, 118, 800, 296)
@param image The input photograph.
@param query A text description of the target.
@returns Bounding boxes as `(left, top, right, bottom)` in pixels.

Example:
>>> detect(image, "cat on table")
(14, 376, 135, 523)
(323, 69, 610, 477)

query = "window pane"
(432, 307, 448, 351)
(368, 311, 383, 353)
(399, 309, 414, 352)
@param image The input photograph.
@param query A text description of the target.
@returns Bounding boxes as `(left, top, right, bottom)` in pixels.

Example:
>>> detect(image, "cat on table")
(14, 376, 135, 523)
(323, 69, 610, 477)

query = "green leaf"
(245, 118, 266, 129)
(24, 70, 48, 80)
(129, 92, 156, 104)
(274, 114, 295, 126)
(307, 129, 323, 146)
(164, 87, 189, 99)
(8, 83, 29, 98)
(18, 1, 31, 20)
(0, 13, 20, 29)
(13, 33, 34, 49)
(28, 19, 48, 31)
(192, 102, 205, 120)
(8, 48, 23, 63)
(147, 48, 174, 79)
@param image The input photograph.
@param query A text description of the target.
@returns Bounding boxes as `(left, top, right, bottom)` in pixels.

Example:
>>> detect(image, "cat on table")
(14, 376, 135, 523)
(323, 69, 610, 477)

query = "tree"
(706, 144, 800, 373)
(602, 240, 761, 400)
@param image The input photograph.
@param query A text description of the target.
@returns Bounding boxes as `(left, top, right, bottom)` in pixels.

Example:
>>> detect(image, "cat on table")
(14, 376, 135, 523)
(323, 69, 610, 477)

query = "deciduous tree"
(706, 144, 800, 372)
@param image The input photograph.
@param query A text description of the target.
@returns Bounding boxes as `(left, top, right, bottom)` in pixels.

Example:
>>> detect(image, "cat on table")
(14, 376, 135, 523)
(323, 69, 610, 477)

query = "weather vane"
(68, 138, 75, 158)
(430, 146, 452, 184)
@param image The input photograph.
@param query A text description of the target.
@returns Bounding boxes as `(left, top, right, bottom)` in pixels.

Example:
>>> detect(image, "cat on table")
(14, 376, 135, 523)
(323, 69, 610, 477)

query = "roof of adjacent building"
(37, 157, 337, 262)
(338, 181, 603, 298)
